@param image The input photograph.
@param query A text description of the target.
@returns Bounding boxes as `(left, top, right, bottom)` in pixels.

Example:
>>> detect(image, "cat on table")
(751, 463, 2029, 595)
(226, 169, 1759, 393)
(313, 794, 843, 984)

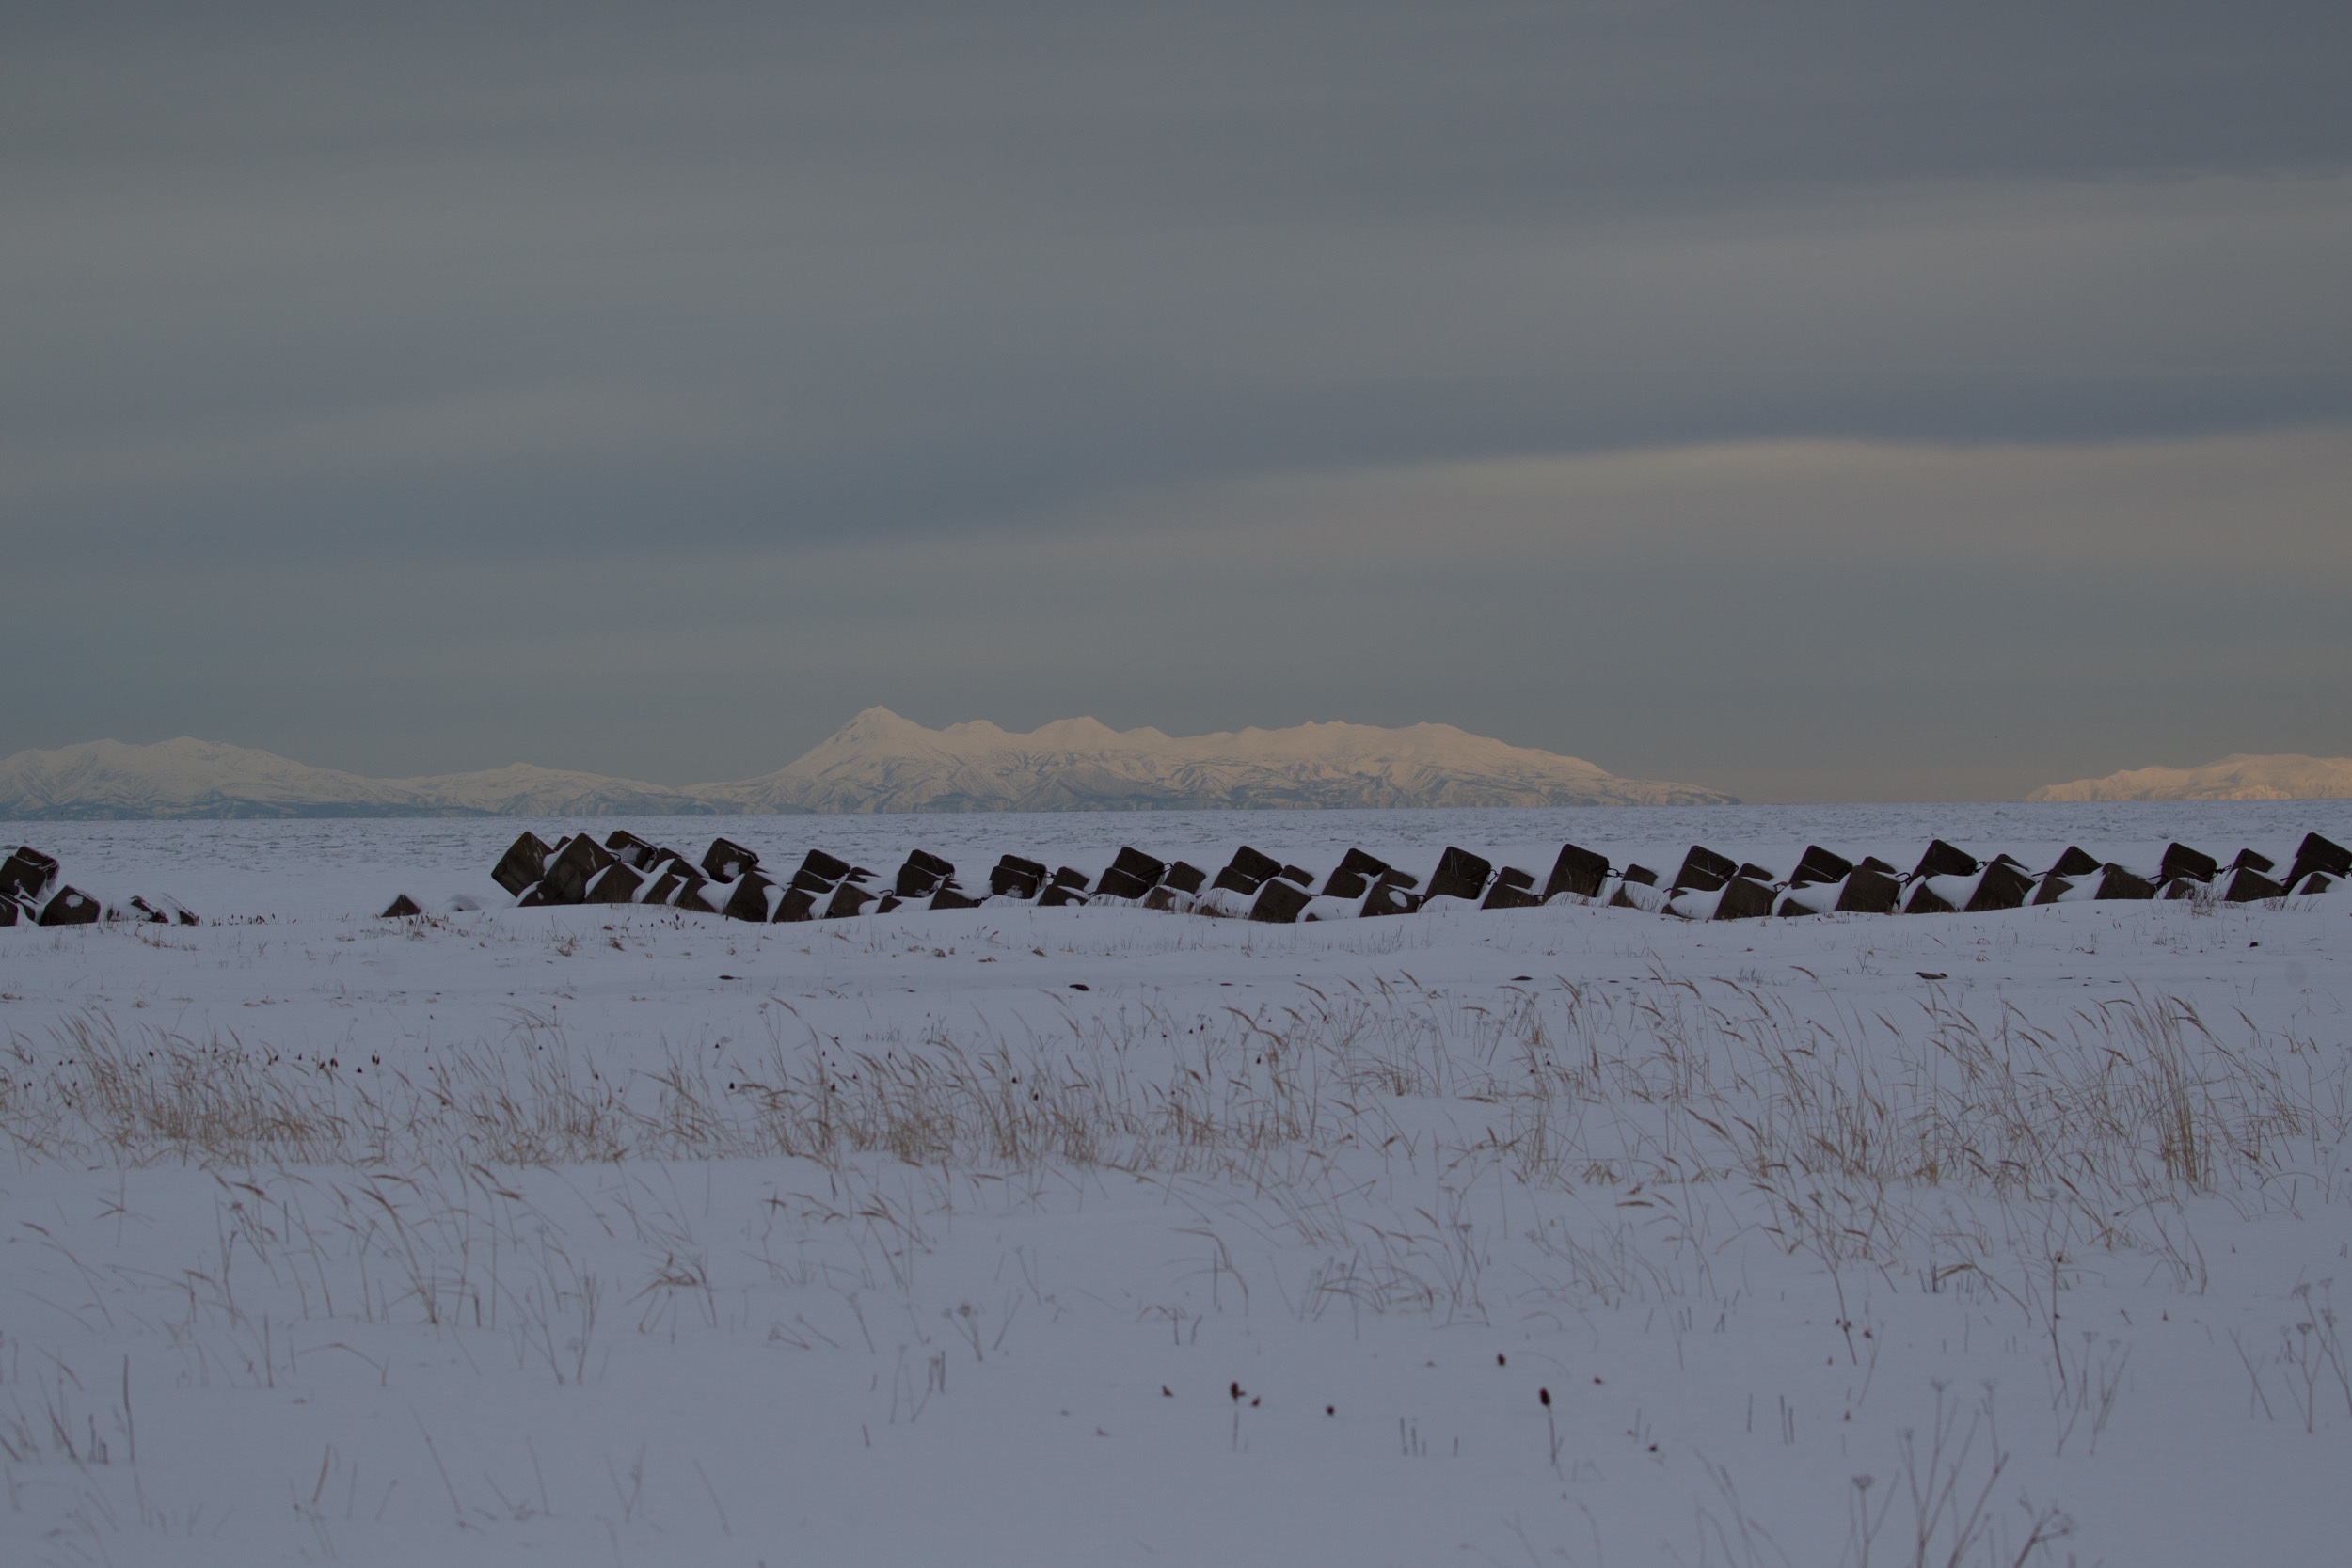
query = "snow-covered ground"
(2, 803, 2347, 1567)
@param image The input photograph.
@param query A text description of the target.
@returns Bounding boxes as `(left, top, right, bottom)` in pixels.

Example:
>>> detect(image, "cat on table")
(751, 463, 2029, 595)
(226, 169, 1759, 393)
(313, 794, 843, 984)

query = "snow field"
(0, 806, 2347, 1566)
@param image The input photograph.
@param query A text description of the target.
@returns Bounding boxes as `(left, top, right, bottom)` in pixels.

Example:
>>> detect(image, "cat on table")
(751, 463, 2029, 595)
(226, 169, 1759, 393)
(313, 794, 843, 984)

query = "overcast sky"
(8, 2, 2348, 801)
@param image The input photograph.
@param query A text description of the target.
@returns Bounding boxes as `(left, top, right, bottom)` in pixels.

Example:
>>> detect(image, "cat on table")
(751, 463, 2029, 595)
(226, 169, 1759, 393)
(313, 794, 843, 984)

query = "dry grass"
(6, 979, 2336, 1274)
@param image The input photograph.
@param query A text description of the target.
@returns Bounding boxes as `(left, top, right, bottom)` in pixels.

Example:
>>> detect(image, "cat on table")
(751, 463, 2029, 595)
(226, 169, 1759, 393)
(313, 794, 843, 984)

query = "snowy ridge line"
(2029, 752, 2352, 802)
(0, 711, 1737, 819)
(444, 824, 2352, 930)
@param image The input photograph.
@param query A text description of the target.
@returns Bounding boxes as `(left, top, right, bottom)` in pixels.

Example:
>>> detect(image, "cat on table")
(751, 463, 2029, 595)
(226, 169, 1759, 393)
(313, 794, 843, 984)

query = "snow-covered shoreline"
(2, 803, 2346, 1566)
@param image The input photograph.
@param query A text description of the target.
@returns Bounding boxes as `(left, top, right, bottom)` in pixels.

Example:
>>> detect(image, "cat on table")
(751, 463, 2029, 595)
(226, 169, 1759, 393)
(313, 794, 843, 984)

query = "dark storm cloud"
(5, 3, 2349, 798)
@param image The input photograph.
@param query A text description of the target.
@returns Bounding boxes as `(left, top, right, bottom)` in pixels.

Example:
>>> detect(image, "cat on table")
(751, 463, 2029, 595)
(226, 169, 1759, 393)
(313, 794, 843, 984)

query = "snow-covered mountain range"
(2028, 752, 2352, 802)
(0, 711, 1737, 818)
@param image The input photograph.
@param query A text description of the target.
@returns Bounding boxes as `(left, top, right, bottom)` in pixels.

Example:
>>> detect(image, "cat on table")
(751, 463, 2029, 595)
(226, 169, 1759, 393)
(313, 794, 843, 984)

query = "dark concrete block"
(824, 882, 878, 920)
(1337, 847, 1391, 879)
(1619, 864, 1659, 888)
(1279, 864, 1315, 887)
(2031, 875, 2073, 906)
(603, 830, 662, 869)
(1736, 863, 1778, 886)
(895, 848, 955, 898)
(1964, 861, 2035, 912)
(702, 838, 761, 882)
(1, 847, 59, 903)
(1482, 879, 1543, 911)
(1541, 843, 1609, 900)
(2161, 878, 2201, 901)
(516, 882, 558, 907)
(1141, 885, 1180, 911)
(1226, 846, 1282, 886)
(1321, 869, 1372, 899)
(2291, 871, 2335, 895)
(2223, 867, 2286, 902)
(39, 886, 102, 926)
(2286, 832, 2352, 890)
(2093, 865, 2157, 901)
(1250, 878, 1312, 923)
(1360, 880, 1418, 916)
(2227, 848, 2276, 874)
(1791, 846, 1853, 887)
(380, 894, 423, 918)
(1037, 884, 1089, 908)
(792, 848, 848, 884)
(1671, 847, 1735, 894)
(1903, 880, 1957, 915)
(989, 858, 1044, 898)
(584, 861, 645, 904)
(1110, 847, 1167, 887)
(2158, 843, 2218, 884)
(875, 894, 903, 914)
(1211, 863, 1265, 896)
(1164, 862, 1206, 895)
(1856, 856, 1899, 875)
(1094, 867, 1157, 900)
(1428, 847, 1493, 902)
(2045, 846, 2101, 879)
(776, 886, 822, 923)
(1912, 840, 1978, 880)
(1715, 877, 1776, 920)
(644, 863, 716, 912)
(1836, 869, 1901, 914)
(930, 888, 985, 911)
(1483, 866, 1538, 910)
(787, 866, 837, 895)
(490, 832, 551, 897)
(1051, 866, 1089, 891)
(0, 896, 16, 927)
(723, 872, 781, 923)
(542, 835, 616, 903)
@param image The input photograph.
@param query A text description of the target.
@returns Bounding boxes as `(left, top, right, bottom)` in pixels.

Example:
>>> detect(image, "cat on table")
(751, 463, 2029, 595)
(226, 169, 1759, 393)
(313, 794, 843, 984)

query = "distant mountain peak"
(711, 713, 1733, 813)
(0, 716, 1738, 818)
(2028, 752, 2352, 802)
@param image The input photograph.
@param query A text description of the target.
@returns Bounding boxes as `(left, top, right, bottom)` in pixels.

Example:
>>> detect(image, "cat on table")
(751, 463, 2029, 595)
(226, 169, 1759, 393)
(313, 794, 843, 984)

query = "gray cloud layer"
(8, 4, 2349, 800)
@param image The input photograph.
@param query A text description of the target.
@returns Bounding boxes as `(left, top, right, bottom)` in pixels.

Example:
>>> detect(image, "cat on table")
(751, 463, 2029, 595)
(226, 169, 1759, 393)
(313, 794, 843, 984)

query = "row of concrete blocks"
(476, 827, 2351, 927)
(1647, 832, 2351, 923)
(0, 845, 198, 928)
